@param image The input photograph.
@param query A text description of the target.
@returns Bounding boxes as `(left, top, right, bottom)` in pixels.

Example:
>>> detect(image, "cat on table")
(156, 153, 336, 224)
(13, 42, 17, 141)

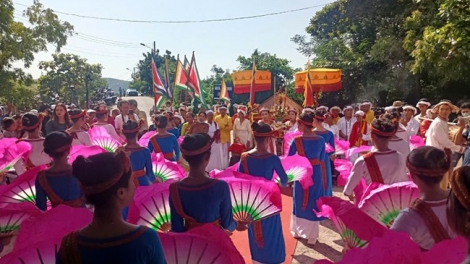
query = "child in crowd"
(1, 117, 18, 138)
(228, 137, 247, 166)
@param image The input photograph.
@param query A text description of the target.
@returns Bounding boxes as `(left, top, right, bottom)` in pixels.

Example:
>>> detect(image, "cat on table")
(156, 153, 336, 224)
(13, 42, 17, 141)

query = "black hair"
(407, 146, 448, 185)
(418, 98, 430, 103)
(122, 120, 139, 139)
(198, 111, 207, 117)
(1, 117, 15, 130)
(371, 118, 396, 139)
(299, 112, 314, 129)
(22, 113, 40, 132)
(313, 110, 325, 122)
(43, 131, 73, 158)
(185, 112, 195, 118)
(72, 152, 132, 207)
(128, 99, 138, 107)
(38, 104, 49, 113)
(383, 110, 401, 125)
(118, 100, 129, 108)
(180, 133, 212, 167)
(155, 115, 168, 129)
(251, 122, 273, 142)
(461, 102, 470, 110)
(68, 109, 85, 123)
(94, 106, 107, 120)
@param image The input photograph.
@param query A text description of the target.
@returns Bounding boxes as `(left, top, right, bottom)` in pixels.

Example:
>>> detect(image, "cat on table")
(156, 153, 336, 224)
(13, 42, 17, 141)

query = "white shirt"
(327, 124, 339, 138)
(425, 117, 463, 153)
(372, 137, 410, 167)
(391, 199, 455, 250)
(396, 123, 410, 143)
(72, 131, 93, 146)
(343, 150, 408, 196)
(114, 113, 140, 138)
(337, 117, 356, 140)
(284, 121, 298, 132)
(405, 117, 420, 136)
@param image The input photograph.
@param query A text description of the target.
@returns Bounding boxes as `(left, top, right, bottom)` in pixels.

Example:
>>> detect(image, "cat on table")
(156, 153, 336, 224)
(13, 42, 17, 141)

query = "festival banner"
(294, 68, 342, 94)
(213, 81, 233, 101)
(231, 70, 271, 95)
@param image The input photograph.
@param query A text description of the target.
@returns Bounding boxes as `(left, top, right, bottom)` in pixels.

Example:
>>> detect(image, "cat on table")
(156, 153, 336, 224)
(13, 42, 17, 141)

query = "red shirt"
(229, 143, 246, 154)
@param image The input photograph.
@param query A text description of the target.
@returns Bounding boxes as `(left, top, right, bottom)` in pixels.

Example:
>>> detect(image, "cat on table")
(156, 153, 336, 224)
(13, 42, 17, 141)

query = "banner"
(213, 83, 233, 100)
(231, 70, 271, 94)
(294, 68, 342, 94)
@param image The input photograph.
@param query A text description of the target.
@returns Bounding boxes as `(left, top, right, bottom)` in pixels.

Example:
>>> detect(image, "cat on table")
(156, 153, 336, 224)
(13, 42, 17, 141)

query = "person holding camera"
(114, 100, 139, 140)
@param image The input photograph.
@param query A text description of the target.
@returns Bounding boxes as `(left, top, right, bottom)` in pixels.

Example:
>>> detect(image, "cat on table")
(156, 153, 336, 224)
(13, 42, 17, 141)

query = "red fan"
(159, 224, 244, 264)
(127, 183, 172, 232)
(1, 236, 60, 264)
(316, 197, 387, 251)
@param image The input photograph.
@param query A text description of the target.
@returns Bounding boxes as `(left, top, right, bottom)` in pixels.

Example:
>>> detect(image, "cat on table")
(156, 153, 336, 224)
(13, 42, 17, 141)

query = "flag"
(151, 58, 170, 98)
(154, 93, 165, 110)
(303, 60, 314, 107)
(164, 55, 172, 100)
(219, 79, 230, 102)
(174, 58, 189, 90)
(187, 52, 208, 108)
(248, 57, 256, 107)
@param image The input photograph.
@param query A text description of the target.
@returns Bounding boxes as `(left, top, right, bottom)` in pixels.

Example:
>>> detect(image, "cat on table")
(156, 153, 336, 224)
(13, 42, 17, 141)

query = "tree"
(0, 0, 73, 96)
(38, 53, 105, 105)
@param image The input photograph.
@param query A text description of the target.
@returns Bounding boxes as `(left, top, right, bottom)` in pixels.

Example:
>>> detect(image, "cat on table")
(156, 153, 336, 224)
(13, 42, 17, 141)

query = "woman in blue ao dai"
(121, 120, 157, 220)
(237, 122, 288, 264)
(169, 133, 240, 233)
(312, 110, 335, 196)
(57, 150, 165, 263)
(147, 115, 180, 162)
(288, 112, 327, 245)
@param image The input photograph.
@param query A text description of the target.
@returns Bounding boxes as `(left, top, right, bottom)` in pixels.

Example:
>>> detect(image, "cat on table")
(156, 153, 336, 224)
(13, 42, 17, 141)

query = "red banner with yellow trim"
(294, 68, 342, 94)
(231, 70, 271, 94)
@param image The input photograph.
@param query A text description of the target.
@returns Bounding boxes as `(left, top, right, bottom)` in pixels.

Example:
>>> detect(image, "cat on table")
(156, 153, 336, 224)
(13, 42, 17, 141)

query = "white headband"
(302, 108, 314, 114)
(416, 101, 431, 107)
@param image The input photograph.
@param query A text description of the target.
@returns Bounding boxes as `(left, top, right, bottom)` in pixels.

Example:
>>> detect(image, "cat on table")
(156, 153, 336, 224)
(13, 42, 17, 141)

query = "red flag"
(249, 57, 256, 107)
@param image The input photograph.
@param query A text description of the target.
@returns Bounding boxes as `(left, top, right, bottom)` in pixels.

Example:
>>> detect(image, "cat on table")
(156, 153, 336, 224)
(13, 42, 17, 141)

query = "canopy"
(294, 68, 342, 94)
(231, 70, 271, 94)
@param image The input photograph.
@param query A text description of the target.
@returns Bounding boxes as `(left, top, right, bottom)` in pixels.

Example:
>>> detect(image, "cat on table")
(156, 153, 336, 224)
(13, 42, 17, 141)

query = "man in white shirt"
(402, 105, 420, 136)
(114, 100, 139, 139)
(425, 100, 466, 189)
(128, 99, 149, 132)
(337, 106, 356, 141)
(415, 98, 432, 122)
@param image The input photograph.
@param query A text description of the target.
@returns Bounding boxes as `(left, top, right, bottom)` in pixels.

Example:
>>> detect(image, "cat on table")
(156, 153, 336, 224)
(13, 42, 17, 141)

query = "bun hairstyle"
(251, 122, 273, 142)
(94, 106, 108, 119)
(43, 131, 73, 158)
(298, 112, 314, 129)
(447, 166, 470, 237)
(383, 110, 401, 125)
(155, 115, 168, 129)
(370, 118, 397, 139)
(407, 146, 451, 185)
(180, 133, 212, 167)
(122, 120, 139, 139)
(22, 113, 41, 132)
(72, 152, 132, 207)
(68, 109, 86, 123)
(313, 110, 325, 122)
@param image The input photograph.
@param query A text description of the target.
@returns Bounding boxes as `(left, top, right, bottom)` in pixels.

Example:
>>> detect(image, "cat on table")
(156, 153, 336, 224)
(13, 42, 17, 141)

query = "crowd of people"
(0, 96, 470, 263)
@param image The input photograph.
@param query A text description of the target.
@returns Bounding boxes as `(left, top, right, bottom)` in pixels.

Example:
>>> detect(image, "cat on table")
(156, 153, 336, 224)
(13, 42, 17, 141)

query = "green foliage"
(38, 53, 105, 104)
(0, 82, 39, 109)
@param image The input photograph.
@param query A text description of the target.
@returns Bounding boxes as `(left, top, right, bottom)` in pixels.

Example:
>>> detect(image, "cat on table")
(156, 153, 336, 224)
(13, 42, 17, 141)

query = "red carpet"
(230, 188, 297, 263)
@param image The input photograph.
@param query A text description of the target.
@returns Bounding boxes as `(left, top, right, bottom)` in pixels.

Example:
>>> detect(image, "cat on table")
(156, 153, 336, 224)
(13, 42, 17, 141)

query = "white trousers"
(290, 214, 320, 245)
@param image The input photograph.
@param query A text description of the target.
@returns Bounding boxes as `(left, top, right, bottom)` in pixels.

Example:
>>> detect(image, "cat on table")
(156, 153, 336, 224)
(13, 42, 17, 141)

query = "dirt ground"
(291, 186, 348, 264)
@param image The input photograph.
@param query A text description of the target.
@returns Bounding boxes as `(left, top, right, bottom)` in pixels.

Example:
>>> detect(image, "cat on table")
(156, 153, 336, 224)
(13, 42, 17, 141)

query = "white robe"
(233, 118, 252, 148)
(425, 117, 463, 153)
(206, 121, 225, 172)
(337, 117, 356, 141)
(405, 117, 420, 136)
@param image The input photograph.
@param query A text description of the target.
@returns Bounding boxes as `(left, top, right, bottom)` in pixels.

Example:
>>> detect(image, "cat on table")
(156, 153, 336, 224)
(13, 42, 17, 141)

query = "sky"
(13, 0, 333, 82)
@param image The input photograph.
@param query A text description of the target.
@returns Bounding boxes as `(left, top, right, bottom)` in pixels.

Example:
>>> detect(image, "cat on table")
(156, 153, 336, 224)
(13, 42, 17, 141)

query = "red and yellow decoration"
(231, 70, 271, 94)
(294, 68, 342, 94)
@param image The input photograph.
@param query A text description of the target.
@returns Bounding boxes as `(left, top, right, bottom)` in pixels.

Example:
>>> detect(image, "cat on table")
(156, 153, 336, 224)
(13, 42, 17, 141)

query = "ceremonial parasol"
(294, 68, 342, 94)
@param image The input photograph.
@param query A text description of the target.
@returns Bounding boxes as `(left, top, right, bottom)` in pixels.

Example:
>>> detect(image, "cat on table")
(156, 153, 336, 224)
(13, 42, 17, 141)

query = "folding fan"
(222, 176, 282, 222)
(152, 156, 185, 183)
(0, 155, 24, 182)
(334, 138, 350, 155)
(127, 183, 171, 232)
(68, 145, 106, 164)
(159, 224, 244, 264)
(138, 131, 156, 146)
(316, 197, 387, 251)
(89, 125, 125, 144)
(274, 155, 313, 189)
(1, 236, 61, 264)
(0, 166, 43, 206)
(177, 136, 184, 145)
(283, 131, 302, 156)
(359, 181, 420, 228)
(409, 135, 425, 151)
(334, 158, 352, 186)
(325, 143, 335, 153)
(0, 203, 40, 239)
(91, 136, 121, 152)
(345, 146, 372, 160)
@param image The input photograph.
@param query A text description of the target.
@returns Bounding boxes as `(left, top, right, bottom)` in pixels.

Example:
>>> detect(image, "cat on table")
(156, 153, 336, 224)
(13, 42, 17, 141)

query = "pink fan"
(177, 136, 184, 145)
(409, 135, 425, 151)
(345, 146, 372, 160)
(0, 138, 18, 160)
(334, 158, 352, 186)
(334, 138, 350, 154)
(159, 224, 244, 264)
(14, 204, 93, 251)
(316, 197, 387, 250)
(325, 143, 335, 153)
(0, 166, 43, 206)
(152, 154, 185, 182)
(0, 203, 40, 239)
(220, 175, 282, 222)
(127, 183, 171, 232)
(138, 130, 156, 146)
(91, 136, 122, 152)
(283, 131, 302, 156)
(359, 181, 420, 227)
(274, 155, 313, 189)
(89, 125, 125, 144)
(1, 236, 61, 264)
(68, 145, 106, 164)
(315, 230, 467, 264)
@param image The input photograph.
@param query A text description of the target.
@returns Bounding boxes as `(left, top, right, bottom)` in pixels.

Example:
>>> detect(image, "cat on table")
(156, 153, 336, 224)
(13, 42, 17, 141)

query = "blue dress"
(56, 226, 165, 264)
(314, 130, 335, 196)
(288, 136, 327, 221)
(169, 179, 236, 232)
(167, 127, 180, 138)
(237, 153, 288, 264)
(34, 169, 82, 211)
(147, 133, 180, 162)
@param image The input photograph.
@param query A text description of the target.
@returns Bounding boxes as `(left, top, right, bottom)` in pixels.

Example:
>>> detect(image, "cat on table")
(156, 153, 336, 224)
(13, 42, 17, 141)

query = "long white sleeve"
(426, 118, 463, 153)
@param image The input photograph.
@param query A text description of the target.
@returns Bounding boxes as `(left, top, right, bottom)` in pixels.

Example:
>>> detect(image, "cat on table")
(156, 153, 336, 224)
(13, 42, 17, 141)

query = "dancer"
(288, 112, 327, 245)
(35, 131, 83, 211)
(93, 106, 121, 141)
(391, 146, 455, 250)
(382, 112, 410, 164)
(238, 123, 288, 264)
(169, 133, 239, 233)
(57, 151, 165, 263)
(68, 109, 92, 146)
(147, 115, 180, 162)
(343, 118, 408, 201)
(312, 111, 335, 196)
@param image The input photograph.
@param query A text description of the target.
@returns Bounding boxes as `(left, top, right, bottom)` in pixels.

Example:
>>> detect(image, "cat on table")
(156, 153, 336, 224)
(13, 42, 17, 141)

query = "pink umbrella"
(68, 145, 106, 164)
(0, 166, 44, 207)
(127, 183, 171, 232)
(159, 224, 244, 264)
(315, 197, 387, 251)
(14, 204, 93, 251)
(1, 236, 61, 264)
(283, 131, 302, 156)
(409, 135, 425, 151)
(138, 130, 156, 146)
(274, 155, 313, 189)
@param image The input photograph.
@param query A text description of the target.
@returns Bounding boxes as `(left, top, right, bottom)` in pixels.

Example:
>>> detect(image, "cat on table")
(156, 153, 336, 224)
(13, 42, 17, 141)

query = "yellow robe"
(365, 110, 375, 124)
(214, 114, 233, 144)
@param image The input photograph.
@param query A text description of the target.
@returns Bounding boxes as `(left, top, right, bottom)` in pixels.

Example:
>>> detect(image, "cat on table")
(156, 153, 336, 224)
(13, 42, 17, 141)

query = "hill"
(103, 78, 130, 93)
